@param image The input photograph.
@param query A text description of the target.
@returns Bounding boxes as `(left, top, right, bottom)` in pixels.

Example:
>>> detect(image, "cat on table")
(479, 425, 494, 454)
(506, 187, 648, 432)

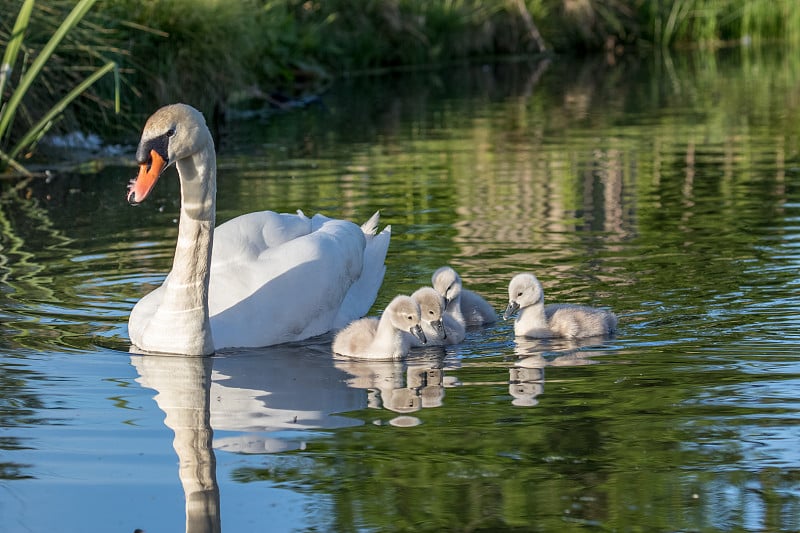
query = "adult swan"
(127, 103, 391, 356)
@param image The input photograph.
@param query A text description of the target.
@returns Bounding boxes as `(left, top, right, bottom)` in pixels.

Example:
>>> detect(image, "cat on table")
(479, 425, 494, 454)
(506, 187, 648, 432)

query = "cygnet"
(432, 266, 497, 328)
(503, 273, 617, 338)
(333, 295, 427, 359)
(410, 287, 447, 346)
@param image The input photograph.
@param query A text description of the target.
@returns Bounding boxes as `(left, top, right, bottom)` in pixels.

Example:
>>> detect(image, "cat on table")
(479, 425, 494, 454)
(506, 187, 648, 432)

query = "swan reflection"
(131, 354, 220, 533)
(208, 346, 365, 453)
(130, 342, 367, 532)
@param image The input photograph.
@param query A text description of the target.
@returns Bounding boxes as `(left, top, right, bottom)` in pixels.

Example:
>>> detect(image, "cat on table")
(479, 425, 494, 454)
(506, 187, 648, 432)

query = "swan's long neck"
(156, 146, 217, 355)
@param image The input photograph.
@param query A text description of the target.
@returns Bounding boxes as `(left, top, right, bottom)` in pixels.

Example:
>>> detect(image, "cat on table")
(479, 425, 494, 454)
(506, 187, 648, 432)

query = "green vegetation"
(2, 0, 800, 172)
(0, 0, 119, 175)
(107, 0, 800, 109)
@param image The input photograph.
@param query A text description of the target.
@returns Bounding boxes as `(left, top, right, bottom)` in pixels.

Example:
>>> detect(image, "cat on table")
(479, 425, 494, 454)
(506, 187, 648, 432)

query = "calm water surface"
(2, 49, 800, 532)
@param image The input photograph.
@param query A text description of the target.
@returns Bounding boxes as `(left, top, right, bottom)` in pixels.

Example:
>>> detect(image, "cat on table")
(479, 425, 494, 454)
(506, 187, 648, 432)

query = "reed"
(648, 0, 800, 48)
(0, 0, 120, 175)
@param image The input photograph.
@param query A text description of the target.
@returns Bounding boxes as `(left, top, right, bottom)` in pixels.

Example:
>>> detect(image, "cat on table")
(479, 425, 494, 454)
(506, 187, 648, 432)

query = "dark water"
(2, 48, 800, 532)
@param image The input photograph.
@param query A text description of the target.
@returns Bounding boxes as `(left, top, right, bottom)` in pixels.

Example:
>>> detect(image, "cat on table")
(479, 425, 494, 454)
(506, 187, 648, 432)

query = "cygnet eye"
(517, 291, 523, 297)
(428, 309, 435, 315)
(166, 128, 176, 137)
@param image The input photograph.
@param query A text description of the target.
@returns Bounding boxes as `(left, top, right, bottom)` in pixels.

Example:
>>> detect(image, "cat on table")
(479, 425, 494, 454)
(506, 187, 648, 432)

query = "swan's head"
(128, 103, 212, 205)
(386, 295, 426, 345)
(411, 287, 446, 339)
(504, 273, 544, 320)
(431, 266, 462, 306)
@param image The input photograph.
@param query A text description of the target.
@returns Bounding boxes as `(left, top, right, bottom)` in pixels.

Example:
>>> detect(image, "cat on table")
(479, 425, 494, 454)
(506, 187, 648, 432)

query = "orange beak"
(128, 149, 167, 204)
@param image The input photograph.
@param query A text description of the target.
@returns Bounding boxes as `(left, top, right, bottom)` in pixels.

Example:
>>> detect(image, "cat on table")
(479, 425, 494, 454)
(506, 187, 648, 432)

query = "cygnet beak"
(432, 318, 445, 339)
(410, 324, 427, 344)
(503, 301, 520, 320)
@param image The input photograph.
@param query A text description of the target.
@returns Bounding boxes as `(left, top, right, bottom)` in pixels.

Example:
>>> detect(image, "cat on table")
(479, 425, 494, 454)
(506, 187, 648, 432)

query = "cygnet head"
(503, 273, 544, 320)
(432, 266, 462, 305)
(387, 295, 427, 345)
(128, 103, 213, 205)
(411, 287, 446, 339)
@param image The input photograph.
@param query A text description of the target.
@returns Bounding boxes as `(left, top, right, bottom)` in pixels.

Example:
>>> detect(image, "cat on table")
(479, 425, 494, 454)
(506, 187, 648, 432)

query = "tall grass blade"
(114, 63, 120, 113)
(0, 0, 99, 140)
(0, 0, 34, 101)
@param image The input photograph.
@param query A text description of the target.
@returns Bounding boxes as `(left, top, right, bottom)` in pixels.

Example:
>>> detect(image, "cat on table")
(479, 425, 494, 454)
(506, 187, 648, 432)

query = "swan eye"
(166, 128, 176, 137)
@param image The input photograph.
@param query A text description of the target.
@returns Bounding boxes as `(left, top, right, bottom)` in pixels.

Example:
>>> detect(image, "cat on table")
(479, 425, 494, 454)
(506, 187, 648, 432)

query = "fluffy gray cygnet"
(503, 273, 617, 338)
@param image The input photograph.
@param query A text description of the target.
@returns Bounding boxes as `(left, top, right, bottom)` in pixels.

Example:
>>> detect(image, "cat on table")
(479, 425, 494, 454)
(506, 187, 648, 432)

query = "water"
(2, 49, 800, 532)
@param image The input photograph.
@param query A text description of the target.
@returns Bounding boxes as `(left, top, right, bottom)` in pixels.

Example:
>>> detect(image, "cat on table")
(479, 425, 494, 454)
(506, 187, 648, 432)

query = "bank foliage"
(2, 0, 800, 172)
(108, 0, 800, 112)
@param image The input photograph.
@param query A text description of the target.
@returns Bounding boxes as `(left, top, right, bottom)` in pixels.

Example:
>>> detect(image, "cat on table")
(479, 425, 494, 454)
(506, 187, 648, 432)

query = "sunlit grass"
(649, 0, 800, 48)
(103, 0, 261, 115)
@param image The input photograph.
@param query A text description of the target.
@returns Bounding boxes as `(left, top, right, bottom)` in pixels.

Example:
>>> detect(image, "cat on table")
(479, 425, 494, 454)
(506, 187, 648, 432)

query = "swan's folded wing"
(208, 217, 366, 348)
(211, 210, 313, 264)
(334, 223, 391, 328)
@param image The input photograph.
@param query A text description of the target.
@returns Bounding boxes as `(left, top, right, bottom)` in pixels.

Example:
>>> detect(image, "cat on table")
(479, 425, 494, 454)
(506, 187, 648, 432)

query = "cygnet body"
(503, 273, 617, 338)
(410, 287, 447, 347)
(430, 269, 466, 344)
(333, 295, 427, 359)
(432, 266, 497, 328)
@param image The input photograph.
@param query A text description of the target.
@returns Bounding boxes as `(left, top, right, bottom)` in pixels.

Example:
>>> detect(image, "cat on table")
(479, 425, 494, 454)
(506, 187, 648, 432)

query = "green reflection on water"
(1, 48, 799, 531)
(218, 51, 800, 531)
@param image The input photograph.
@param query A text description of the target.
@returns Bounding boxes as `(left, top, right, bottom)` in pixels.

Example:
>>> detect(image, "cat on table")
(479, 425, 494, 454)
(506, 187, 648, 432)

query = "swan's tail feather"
(334, 222, 391, 329)
(360, 211, 381, 236)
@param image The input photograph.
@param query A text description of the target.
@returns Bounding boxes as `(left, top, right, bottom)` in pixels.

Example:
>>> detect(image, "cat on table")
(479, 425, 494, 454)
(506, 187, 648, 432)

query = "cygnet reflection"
(334, 355, 445, 415)
(508, 336, 614, 407)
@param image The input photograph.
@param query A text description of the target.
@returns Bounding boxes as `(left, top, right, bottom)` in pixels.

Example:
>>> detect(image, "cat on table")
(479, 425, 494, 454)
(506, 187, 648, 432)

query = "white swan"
(126, 103, 391, 355)
(332, 295, 426, 359)
(503, 273, 617, 338)
(432, 266, 497, 328)
(410, 287, 446, 346)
